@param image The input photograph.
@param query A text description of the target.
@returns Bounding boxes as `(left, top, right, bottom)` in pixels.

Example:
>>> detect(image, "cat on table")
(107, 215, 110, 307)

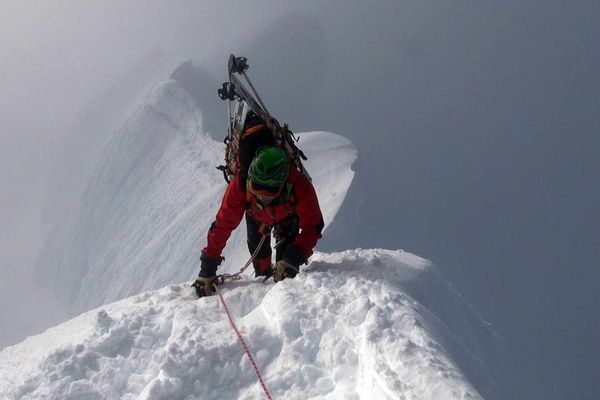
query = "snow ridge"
(39, 74, 356, 315)
(9, 61, 510, 399)
(0, 249, 503, 399)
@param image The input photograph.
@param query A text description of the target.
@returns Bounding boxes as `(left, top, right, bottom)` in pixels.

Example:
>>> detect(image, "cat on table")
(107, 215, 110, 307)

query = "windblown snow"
(0, 62, 509, 399)
(1, 250, 504, 399)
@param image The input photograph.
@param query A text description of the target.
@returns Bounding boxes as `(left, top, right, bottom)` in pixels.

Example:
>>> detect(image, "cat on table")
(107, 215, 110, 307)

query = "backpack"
(216, 55, 309, 186)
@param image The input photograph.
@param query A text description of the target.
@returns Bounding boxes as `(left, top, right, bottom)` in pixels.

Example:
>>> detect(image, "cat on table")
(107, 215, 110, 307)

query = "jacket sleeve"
(285, 175, 324, 265)
(202, 175, 247, 259)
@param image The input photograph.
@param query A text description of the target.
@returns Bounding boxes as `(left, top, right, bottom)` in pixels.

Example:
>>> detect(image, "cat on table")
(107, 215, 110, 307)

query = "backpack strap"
(283, 182, 295, 205)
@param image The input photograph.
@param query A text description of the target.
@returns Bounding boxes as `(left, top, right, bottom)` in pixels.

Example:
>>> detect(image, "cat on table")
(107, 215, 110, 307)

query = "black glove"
(274, 259, 299, 282)
(192, 253, 222, 297)
(192, 276, 217, 297)
(274, 245, 305, 282)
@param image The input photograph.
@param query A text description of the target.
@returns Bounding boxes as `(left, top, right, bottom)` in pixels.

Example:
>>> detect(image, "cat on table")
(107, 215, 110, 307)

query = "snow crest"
(0, 249, 503, 399)
(39, 76, 356, 315)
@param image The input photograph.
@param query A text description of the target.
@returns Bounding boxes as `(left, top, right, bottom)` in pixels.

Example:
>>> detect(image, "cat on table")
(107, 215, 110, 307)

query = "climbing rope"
(216, 233, 267, 284)
(215, 285, 274, 399)
(202, 226, 277, 398)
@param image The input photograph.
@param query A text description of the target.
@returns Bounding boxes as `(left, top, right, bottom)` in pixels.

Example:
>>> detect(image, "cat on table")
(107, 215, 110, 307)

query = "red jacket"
(202, 166, 323, 263)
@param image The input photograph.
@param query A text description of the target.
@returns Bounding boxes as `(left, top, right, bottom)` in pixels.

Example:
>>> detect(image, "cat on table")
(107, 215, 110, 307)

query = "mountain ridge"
(0, 249, 506, 399)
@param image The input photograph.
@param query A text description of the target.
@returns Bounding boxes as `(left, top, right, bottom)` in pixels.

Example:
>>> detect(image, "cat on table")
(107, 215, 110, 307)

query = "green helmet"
(248, 146, 289, 188)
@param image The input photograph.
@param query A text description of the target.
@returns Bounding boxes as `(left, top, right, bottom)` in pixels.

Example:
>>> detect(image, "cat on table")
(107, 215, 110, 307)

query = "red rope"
(217, 233, 268, 285)
(215, 285, 274, 400)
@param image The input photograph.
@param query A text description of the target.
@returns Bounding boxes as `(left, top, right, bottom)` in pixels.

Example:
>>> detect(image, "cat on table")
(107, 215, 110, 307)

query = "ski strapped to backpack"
(216, 54, 310, 184)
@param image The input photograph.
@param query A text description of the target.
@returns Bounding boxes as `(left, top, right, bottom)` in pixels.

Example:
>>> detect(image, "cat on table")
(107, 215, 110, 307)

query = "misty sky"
(1, 1, 599, 399)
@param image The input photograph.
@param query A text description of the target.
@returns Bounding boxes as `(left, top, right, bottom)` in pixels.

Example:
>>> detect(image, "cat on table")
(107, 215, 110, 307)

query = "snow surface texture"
(39, 76, 356, 315)
(0, 249, 504, 399)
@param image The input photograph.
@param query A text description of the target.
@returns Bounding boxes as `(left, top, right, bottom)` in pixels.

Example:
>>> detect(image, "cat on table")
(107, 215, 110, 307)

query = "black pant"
(245, 212, 299, 275)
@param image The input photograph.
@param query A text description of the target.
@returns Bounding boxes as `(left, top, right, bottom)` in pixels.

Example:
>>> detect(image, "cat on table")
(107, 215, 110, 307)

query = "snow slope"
(0, 249, 505, 399)
(39, 72, 356, 315)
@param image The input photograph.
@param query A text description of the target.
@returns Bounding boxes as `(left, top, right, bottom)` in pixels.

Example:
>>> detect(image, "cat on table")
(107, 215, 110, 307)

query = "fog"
(0, 0, 288, 351)
(2, 1, 599, 399)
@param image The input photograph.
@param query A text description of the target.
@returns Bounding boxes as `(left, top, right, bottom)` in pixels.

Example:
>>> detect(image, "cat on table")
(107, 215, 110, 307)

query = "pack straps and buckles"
(216, 165, 231, 183)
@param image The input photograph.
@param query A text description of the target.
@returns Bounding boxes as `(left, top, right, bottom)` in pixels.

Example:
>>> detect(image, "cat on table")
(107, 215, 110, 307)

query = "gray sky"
(2, 1, 599, 399)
